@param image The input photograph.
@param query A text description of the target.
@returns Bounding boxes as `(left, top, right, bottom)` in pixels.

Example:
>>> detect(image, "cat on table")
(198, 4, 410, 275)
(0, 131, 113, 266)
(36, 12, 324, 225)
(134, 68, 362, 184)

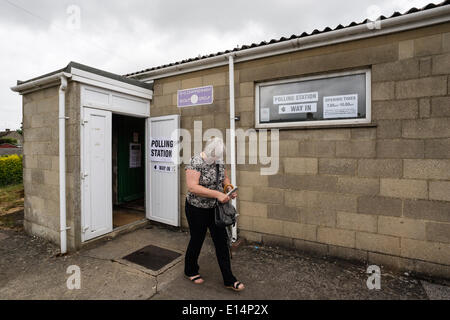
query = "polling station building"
(11, 1, 450, 279)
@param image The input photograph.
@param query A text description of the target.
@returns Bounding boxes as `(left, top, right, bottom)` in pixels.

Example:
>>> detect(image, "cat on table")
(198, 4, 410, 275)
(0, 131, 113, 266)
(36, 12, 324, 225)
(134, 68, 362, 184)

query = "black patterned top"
(185, 155, 225, 209)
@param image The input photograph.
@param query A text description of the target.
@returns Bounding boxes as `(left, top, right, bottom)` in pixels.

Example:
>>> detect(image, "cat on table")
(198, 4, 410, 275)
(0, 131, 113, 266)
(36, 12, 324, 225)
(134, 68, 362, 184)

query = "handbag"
(213, 164, 237, 228)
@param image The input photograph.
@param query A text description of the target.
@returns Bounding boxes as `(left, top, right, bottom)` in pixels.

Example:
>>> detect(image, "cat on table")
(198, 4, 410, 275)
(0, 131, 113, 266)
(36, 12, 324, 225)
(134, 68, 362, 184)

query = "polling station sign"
(150, 137, 175, 162)
(177, 86, 213, 107)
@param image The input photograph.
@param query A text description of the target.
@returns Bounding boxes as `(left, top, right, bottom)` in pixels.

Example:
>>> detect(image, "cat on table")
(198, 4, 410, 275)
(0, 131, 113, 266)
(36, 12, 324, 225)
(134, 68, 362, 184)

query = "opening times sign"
(150, 137, 175, 162)
(323, 94, 358, 119)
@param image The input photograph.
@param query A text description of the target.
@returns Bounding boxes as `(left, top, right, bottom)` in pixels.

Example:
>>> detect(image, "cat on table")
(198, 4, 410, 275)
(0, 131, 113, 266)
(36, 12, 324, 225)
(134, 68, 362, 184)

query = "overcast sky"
(0, 0, 442, 131)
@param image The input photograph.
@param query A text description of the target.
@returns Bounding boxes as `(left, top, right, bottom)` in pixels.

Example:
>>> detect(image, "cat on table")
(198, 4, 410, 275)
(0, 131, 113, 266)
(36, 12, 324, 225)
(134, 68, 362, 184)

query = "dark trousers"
(184, 199, 237, 286)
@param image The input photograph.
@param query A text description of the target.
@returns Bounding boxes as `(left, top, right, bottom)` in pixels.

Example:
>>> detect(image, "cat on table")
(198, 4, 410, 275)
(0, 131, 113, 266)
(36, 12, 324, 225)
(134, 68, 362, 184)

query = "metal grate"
(122, 245, 181, 271)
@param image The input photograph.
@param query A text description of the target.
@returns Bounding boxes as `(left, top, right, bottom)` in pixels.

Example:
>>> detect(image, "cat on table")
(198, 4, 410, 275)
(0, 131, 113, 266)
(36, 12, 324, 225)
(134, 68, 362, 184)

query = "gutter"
(11, 72, 72, 94)
(133, 4, 450, 81)
(11, 72, 72, 255)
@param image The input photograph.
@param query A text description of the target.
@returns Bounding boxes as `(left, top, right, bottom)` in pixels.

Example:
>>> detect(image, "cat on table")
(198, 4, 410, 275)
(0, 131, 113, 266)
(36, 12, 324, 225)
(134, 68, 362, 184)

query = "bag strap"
(215, 163, 220, 191)
(214, 164, 220, 206)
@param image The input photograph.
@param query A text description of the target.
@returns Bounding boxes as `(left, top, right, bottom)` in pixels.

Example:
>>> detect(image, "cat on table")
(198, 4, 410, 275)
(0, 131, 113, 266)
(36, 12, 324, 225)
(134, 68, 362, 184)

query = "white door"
(81, 107, 113, 241)
(147, 115, 180, 226)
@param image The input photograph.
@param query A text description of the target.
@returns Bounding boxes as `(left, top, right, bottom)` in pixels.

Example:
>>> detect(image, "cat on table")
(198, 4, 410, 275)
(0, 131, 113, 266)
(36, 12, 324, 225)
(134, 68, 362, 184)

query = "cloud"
(0, 0, 442, 130)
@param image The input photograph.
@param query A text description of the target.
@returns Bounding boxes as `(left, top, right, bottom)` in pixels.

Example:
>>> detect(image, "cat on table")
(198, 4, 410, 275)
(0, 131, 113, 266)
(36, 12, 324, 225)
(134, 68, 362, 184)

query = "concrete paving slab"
(0, 229, 156, 299)
(0, 254, 156, 299)
(421, 281, 450, 300)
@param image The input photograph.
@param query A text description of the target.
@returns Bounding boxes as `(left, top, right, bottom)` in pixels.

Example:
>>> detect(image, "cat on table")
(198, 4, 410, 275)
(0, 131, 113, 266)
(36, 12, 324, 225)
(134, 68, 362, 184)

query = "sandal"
(186, 275, 204, 284)
(225, 281, 245, 292)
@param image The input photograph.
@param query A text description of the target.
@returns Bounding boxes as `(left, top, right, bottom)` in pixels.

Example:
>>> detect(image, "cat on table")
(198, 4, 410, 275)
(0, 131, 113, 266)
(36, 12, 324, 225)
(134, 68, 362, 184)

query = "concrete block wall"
(22, 82, 81, 250)
(151, 22, 450, 278)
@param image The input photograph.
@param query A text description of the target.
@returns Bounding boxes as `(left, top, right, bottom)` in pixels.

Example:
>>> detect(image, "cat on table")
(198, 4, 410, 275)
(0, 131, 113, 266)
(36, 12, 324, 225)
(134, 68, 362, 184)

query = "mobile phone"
(226, 186, 238, 197)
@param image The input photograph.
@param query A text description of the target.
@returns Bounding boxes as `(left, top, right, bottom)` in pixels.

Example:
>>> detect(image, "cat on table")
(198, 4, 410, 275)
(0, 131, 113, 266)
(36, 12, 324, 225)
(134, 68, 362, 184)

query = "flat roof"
(16, 61, 153, 90)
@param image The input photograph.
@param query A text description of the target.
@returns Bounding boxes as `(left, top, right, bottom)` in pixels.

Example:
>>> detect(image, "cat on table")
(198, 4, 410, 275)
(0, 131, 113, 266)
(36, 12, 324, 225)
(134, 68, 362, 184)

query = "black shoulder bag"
(214, 164, 237, 228)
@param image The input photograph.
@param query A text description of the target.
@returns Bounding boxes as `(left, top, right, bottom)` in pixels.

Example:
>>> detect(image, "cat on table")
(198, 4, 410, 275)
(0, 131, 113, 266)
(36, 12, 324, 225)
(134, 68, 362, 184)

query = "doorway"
(112, 114, 146, 229)
(80, 108, 180, 242)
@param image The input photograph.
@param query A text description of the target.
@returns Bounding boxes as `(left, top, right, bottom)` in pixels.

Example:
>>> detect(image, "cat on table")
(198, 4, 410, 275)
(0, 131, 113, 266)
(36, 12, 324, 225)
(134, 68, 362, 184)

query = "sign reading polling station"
(273, 92, 318, 105)
(150, 137, 175, 162)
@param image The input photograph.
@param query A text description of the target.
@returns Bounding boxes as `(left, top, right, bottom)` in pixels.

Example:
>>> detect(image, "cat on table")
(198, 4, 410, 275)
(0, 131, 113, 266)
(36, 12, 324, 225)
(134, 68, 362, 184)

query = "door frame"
(80, 83, 151, 243)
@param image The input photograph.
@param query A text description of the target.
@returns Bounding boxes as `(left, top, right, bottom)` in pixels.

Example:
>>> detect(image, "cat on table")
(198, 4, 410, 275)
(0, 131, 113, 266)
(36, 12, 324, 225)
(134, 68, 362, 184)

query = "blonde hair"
(203, 137, 225, 160)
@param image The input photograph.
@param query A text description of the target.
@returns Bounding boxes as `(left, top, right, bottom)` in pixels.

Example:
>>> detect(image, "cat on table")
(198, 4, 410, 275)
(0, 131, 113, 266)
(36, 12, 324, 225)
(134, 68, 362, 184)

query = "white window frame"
(255, 68, 372, 129)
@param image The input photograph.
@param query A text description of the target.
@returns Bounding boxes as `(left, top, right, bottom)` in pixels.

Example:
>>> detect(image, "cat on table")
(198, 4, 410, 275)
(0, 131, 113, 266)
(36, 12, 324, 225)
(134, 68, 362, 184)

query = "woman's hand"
(225, 186, 238, 199)
(216, 191, 231, 203)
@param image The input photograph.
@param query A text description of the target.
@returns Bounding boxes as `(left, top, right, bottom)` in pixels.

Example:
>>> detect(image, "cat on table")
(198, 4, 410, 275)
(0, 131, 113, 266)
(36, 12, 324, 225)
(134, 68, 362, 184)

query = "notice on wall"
(273, 91, 318, 105)
(129, 143, 141, 168)
(279, 103, 317, 114)
(153, 164, 176, 173)
(323, 94, 358, 119)
(150, 137, 175, 162)
(260, 108, 270, 122)
(177, 86, 214, 107)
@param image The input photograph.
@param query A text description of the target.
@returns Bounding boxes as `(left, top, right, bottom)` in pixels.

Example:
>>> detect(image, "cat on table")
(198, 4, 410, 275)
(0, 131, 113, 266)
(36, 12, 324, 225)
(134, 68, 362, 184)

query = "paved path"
(0, 226, 448, 300)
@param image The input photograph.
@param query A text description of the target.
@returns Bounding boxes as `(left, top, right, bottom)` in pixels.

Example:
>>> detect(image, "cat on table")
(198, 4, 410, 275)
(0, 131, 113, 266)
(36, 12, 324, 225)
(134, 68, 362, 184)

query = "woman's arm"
(186, 169, 230, 203)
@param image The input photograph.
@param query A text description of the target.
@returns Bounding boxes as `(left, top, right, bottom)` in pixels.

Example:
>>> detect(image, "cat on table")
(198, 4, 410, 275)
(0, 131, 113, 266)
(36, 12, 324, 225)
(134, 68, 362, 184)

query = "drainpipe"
(59, 75, 68, 254)
(228, 55, 237, 243)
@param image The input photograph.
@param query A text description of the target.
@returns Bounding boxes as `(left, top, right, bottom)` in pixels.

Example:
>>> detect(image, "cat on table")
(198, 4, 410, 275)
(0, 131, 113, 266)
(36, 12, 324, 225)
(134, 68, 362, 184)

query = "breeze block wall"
(150, 22, 450, 279)
(22, 82, 81, 251)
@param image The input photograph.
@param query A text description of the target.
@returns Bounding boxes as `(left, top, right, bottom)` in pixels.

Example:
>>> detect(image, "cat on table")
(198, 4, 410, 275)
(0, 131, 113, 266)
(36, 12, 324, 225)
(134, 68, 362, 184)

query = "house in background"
(0, 129, 23, 146)
(0, 129, 23, 156)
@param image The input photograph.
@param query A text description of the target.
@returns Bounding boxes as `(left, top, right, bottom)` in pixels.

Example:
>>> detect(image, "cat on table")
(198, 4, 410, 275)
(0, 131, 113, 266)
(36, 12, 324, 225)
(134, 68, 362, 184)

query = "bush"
(0, 155, 23, 186)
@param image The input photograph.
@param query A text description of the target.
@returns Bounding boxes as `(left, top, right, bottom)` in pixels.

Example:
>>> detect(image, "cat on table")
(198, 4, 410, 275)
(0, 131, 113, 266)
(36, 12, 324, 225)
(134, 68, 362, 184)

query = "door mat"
(122, 244, 182, 272)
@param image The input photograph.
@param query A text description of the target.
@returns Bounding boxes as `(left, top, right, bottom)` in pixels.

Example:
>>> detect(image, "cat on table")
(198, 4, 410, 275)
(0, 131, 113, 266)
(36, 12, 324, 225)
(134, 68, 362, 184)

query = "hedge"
(0, 154, 23, 186)
(0, 138, 18, 145)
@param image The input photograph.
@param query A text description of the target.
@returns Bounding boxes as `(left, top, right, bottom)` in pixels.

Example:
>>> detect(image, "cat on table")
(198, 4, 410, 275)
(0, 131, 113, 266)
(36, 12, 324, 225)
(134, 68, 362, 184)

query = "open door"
(147, 115, 180, 226)
(81, 107, 113, 241)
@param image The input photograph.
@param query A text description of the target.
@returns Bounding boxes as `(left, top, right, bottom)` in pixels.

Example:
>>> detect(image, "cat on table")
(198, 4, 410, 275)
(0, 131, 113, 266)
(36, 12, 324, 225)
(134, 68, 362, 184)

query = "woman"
(184, 137, 245, 292)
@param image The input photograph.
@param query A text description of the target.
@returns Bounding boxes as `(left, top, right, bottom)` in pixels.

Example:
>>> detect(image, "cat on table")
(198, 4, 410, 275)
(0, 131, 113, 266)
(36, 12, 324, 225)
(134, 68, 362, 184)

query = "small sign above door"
(177, 85, 213, 107)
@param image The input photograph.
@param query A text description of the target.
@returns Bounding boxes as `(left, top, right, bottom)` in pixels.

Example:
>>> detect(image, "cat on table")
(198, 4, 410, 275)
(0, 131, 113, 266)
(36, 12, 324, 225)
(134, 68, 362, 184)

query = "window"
(255, 69, 371, 129)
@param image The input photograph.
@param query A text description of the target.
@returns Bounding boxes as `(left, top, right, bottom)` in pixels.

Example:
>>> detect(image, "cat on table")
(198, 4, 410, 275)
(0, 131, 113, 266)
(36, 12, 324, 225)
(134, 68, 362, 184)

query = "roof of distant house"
(0, 143, 19, 148)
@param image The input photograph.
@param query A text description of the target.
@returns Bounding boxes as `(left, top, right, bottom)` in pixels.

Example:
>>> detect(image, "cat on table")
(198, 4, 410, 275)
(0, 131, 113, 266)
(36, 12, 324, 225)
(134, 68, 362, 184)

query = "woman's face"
(203, 146, 223, 165)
